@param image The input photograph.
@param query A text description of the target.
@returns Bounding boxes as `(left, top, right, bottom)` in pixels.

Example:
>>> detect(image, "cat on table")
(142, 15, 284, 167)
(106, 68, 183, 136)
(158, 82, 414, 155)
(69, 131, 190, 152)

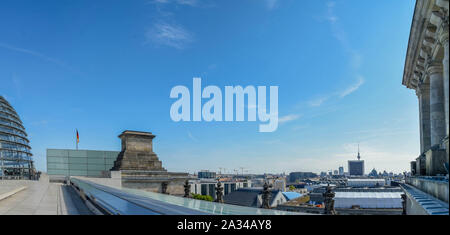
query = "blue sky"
(1, 0, 418, 174)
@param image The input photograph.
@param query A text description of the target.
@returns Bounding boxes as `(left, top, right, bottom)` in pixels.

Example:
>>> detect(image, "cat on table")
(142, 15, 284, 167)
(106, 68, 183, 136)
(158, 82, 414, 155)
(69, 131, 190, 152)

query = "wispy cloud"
(326, 1, 338, 23)
(264, 0, 279, 10)
(325, 1, 363, 70)
(151, 0, 198, 6)
(0, 42, 76, 72)
(279, 114, 301, 124)
(305, 2, 365, 107)
(308, 96, 329, 107)
(145, 22, 194, 49)
(187, 131, 199, 142)
(339, 75, 365, 98)
(306, 76, 364, 107)
(176, 0, 198, 6)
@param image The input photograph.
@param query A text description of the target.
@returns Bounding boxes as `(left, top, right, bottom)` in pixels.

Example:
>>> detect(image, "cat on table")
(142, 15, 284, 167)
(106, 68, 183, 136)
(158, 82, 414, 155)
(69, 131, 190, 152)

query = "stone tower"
(112, 130, 166, 171)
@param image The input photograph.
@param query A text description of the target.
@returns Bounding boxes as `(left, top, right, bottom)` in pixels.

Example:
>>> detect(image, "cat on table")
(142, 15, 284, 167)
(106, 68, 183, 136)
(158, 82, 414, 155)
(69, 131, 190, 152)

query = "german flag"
(76, 129, 79, 143)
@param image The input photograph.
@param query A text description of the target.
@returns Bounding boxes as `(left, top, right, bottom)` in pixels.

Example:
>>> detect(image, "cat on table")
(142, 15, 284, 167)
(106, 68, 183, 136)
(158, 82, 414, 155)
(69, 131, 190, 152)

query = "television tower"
(357, 144, 361, 161)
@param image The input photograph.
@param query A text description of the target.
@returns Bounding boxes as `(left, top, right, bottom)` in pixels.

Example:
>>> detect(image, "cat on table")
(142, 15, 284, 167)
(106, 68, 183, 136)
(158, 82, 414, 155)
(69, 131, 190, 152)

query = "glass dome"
(0, 96, 34, 179)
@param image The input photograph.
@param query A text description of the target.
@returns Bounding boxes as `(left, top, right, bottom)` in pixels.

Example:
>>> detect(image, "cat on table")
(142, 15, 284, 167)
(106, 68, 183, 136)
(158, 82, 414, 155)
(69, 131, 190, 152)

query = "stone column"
(439, 27, 449, 137)
(427, 62, 446, 147)
(417, 84, 431, 153)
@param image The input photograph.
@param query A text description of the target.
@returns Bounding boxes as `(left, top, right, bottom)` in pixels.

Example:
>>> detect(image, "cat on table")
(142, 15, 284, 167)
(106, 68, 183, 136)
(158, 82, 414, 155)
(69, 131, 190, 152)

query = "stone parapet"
(406, 176, 449, 203)
(401, 182, 449, 215)
(121, 171, 190, 196)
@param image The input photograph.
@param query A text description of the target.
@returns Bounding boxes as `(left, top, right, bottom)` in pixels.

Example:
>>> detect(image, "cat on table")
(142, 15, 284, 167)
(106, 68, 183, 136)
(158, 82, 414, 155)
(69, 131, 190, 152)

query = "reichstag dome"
(0, 96, 34, 179)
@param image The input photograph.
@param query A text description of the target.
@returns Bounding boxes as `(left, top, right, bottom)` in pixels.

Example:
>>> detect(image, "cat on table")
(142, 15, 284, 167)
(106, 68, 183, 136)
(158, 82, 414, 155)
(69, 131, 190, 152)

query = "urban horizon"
(1, 0, 448, 219)
(1, 0, 419, 175)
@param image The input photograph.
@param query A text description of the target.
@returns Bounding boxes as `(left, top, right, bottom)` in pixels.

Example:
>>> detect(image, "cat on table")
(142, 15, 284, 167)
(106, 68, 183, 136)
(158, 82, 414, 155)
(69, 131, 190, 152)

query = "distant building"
(278, 186, 404, 215)
(348, 160, 364, 176)
(347, 179, 386, 188)
(0, 96, 35, 180)
(348, 146, 365, 176)
(250, 178, 265, 187)
(281, 192, 303, 201)
(284, 186, 402, 212)
(190, 179, 251, 200)
(197, 170, 216, 179)
(334, 191, 402, 209)
(273, 178, 286, 192)
(369, 168, 378, 177)
(47, 149, 119, 181)
(288, 172, 317, 182)
(223, 188, 287, 208)
(339, 167, 344, 175)
(319, 178, 346, 187)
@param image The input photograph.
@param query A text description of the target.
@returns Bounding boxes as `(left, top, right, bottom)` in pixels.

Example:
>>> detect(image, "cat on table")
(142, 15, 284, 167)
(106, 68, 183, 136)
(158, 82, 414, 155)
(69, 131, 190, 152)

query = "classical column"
(417, 83, 431, 153)
(439, 25, 449, 137)
(427, 61, 446, 147)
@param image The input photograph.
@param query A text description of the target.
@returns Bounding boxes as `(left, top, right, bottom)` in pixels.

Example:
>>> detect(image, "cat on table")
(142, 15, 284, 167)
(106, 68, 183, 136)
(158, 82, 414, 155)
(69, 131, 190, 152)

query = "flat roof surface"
(335, 192, 402, 199)
(0, 175, 92, 215)
(347, 179, 385, 182)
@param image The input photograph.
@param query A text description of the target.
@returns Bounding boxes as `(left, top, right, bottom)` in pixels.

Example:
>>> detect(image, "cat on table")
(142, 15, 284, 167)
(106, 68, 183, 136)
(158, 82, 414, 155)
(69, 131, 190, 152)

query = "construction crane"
(239, 167, 246, 175)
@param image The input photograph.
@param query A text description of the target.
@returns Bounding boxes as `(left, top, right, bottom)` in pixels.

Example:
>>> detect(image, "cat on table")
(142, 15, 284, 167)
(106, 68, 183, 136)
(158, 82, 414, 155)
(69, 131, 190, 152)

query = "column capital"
(416, 83, 430, 96)
(436, 6, 449, 44)
(426, 60, 444, 75)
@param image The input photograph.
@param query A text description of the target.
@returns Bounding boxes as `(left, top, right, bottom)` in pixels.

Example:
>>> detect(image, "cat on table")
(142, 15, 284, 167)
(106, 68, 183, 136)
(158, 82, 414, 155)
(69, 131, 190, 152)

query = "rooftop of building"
(223, 187, 282, 208)
(281, 192, 303, 201)
(347, 179, 386, 182)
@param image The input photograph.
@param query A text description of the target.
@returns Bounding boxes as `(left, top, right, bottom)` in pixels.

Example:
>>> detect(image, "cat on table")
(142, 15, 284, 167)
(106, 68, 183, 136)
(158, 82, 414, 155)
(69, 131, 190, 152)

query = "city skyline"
(1, 0, 418, 174)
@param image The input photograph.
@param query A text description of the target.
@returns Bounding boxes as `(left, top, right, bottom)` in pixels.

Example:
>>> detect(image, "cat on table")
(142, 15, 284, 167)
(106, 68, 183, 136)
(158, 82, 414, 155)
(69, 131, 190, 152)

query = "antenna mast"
(357, 144, 361, 161)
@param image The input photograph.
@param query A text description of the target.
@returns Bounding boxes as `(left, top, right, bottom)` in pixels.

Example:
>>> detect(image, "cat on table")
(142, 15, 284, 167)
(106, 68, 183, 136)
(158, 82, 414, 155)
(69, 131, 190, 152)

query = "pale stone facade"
(403, 0, 449, 176)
